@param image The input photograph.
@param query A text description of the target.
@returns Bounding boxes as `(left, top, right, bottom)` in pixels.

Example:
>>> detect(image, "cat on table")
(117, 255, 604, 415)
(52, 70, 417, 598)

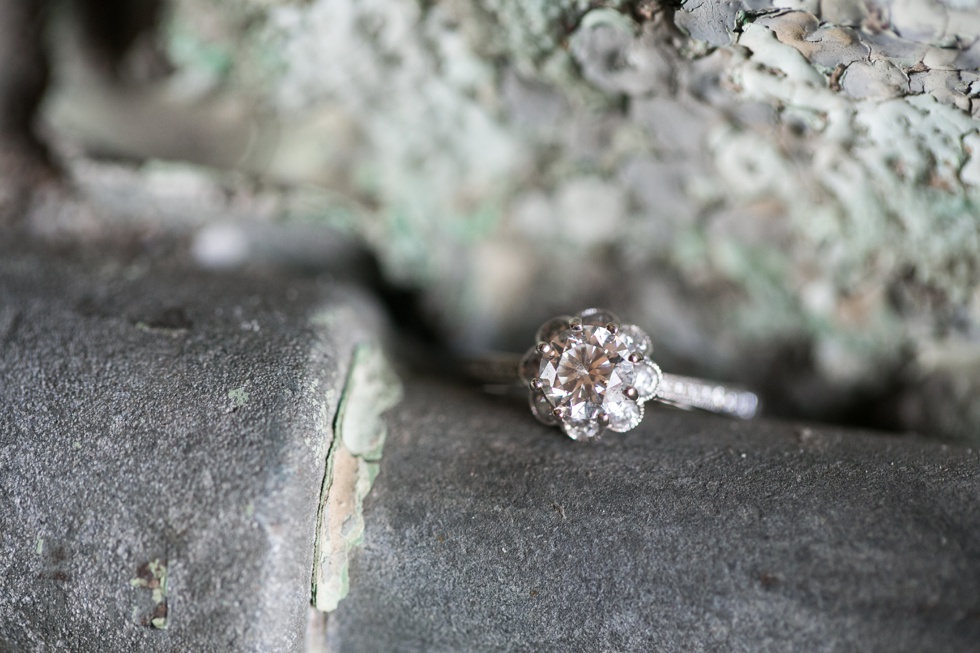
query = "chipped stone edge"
(310, 342, 403, 613)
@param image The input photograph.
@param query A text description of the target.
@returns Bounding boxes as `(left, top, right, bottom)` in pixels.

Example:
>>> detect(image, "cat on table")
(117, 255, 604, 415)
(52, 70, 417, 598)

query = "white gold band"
(462, 353, 759, 421)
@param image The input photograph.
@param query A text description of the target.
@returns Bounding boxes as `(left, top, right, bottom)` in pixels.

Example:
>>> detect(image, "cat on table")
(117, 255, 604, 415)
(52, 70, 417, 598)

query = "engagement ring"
(465, 308, 760, 441)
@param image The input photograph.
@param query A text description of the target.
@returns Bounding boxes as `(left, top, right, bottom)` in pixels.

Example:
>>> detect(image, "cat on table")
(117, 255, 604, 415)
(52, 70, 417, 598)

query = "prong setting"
(522, 309, 660, 440)
(529, 391, 558, 425)
(578, 308, 620, 326)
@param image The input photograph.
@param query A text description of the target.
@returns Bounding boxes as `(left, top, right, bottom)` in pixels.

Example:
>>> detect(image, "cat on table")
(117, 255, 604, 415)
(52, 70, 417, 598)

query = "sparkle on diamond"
(540, 325, 635, 422)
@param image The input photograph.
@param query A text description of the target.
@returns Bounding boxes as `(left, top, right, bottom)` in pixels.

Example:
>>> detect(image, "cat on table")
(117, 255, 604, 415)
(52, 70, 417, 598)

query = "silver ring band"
(461, 353, 759, 421)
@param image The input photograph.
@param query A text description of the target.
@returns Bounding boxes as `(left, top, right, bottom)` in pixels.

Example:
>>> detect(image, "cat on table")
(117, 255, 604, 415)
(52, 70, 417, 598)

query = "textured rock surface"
(0, 242, 389, 651)
(38, 0, 980, 438)
(332, 378, 980, 652)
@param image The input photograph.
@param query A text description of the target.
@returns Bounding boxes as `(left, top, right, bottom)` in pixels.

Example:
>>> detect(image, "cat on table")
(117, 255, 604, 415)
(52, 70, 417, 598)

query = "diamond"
(619, 324, 652, 356)
(535, 316, 573, 344)
(562, 419, 602, 441)
(523, 312, 657, 439)
(520, 349, 541, 384)
(633, 360, 662, 401)
(538, 324, 636, 432)
(529, 391, 558, 425)
(605, 389, 643, 432)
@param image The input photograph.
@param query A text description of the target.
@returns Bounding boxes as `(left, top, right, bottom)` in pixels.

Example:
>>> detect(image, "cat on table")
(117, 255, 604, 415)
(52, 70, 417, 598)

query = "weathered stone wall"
(37, 0, 980, 437)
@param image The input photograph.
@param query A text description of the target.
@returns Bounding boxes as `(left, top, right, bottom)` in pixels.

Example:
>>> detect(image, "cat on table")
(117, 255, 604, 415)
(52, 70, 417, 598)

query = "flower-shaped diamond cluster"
(520, 309, 662, 440)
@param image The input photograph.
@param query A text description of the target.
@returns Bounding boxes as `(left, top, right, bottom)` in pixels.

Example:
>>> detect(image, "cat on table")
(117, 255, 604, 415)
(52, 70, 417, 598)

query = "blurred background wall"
(4, 0, 980, 438)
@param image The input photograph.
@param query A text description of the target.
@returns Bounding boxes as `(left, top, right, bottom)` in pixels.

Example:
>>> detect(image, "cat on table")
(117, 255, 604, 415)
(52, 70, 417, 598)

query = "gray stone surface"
(333, 379, 980, 652)
(0, 243, 385, 651)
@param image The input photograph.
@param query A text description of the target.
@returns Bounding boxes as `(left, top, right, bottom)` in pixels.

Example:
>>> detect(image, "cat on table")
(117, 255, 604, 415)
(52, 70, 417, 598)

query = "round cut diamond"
(619, 324, 652, 356)
(577, 308, 620, 327)
(562, 419, 602, 441)
(539, 325, 635, 426)
(605, 389, 643, 432)
(633, 360, 662, 401)
(523, 310, 656, 440)
(529, 391, 558, 425)
(535, 315, 574, 344)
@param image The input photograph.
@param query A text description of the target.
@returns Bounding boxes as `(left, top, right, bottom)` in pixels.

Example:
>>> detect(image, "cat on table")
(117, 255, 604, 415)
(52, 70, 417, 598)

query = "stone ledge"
(0, 245, 389, 652)
(333, 378, 980, 653)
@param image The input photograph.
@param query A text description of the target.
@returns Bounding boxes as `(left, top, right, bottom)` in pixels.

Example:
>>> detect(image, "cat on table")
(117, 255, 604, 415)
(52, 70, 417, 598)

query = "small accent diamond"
(563, 419, 603, 441)
(619, 324, 652, 356)
(633, 360, 662, 401)
(605, 389, 644, 432)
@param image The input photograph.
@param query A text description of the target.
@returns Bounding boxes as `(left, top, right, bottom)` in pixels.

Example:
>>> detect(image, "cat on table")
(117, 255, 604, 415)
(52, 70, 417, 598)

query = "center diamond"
(539, 325, 634, 421)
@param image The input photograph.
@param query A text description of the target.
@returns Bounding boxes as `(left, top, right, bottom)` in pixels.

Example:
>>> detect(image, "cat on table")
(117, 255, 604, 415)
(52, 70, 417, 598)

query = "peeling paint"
(311, 344, 402, 612)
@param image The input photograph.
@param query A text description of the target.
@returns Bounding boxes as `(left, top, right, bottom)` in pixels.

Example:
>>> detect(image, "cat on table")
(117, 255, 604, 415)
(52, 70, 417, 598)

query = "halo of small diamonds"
(520, 309, 662, 440)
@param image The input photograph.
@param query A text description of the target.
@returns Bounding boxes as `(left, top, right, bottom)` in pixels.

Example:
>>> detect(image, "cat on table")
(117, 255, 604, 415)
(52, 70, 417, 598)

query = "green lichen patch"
(227, 385, 250, 408)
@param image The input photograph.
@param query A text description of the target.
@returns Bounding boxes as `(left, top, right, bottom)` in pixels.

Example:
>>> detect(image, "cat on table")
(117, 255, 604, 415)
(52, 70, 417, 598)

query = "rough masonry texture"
(2, 2, 979, 649)
(0, 241, 390, 651)
(41, 0, 980, 438)
(332, 378, 980, 653)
